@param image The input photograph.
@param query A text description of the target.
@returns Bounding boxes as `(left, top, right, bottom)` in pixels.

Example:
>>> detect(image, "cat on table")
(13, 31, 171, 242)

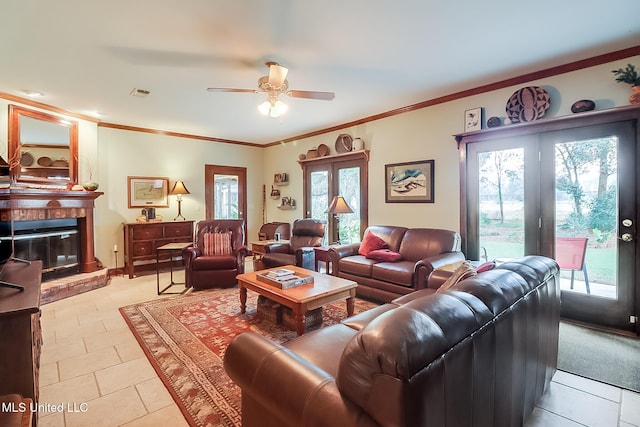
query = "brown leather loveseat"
(224, 256, 560, 427)
(328, 225, 465, 302)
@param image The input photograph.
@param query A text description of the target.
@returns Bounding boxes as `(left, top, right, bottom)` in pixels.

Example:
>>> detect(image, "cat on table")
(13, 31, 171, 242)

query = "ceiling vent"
(130, 88, 150, 98)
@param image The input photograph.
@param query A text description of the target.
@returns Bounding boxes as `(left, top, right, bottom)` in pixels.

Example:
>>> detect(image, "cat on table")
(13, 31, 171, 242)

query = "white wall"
(262, 56, 639, 231)
(95, 128, 264, 268)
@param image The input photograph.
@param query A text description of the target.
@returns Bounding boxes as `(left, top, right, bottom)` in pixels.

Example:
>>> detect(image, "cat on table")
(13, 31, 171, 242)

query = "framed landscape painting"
(385, 160, 434, 203)
(127, 176, 170, 208)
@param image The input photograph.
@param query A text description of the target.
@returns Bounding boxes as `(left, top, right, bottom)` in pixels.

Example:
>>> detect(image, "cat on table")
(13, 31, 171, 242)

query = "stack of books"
(256, 268, 314, 289)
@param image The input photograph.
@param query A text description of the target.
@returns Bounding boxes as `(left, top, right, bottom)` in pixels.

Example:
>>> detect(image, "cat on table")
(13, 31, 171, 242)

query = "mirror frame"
(8, 105, 78, 185)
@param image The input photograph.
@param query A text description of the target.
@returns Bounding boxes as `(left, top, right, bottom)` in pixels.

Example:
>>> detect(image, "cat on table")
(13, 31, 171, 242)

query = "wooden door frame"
(300, 151, 369, 242)
(204, 164, 248, 231)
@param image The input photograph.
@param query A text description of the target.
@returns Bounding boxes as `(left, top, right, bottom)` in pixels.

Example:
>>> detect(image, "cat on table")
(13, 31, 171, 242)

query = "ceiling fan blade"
(268, 64, 288, 88)
(206, 88, 258, 93)
(287, 90, 335, 101)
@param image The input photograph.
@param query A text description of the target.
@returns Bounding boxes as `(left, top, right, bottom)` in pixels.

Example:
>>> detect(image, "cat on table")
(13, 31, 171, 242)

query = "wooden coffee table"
(236, 265, 357, 336)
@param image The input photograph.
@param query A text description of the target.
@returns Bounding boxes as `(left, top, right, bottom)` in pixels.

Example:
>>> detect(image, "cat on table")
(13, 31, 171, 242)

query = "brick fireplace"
(1, 187, 106, 302)
(0, 187, 102, 272)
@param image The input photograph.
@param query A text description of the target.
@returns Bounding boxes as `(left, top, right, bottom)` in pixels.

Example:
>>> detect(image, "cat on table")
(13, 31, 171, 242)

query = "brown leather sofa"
(261, 218, 326, 271)
(328, 225, 465, 302)
(224, 256, 560, 427)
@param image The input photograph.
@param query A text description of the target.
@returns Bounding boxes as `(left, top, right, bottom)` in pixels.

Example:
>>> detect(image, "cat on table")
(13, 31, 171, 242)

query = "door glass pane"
(478, 148, 525, 261)
(214, 174, 238, 219)
(309, 170, 329, 220)
(554, 137, 618, 299)
(338, 167, 360, 244)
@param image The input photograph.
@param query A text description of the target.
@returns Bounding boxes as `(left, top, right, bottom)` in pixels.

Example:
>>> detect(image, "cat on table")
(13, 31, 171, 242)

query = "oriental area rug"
(119, 287, 378, 427)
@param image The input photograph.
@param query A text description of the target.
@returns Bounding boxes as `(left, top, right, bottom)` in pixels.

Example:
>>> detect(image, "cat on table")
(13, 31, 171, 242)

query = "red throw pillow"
(358, 232, 388, 256)
(475, 261, 496, 273)
(366, 249, 403, 262)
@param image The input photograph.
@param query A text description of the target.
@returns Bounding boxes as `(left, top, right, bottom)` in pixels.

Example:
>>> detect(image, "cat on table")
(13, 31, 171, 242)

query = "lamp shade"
(326, 196, 353, 214)
(170, 180, 190, 195)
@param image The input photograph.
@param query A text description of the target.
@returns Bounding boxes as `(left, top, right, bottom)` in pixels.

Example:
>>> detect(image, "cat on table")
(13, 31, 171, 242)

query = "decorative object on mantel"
(82, 181, 99, 191)
(317, 143, 330, 156)
(306, 148, 318, 159)
(298, 153, 306, 160)
(571, 99, 596, 113)
(487, 116, 502, 128)
(335, 134, 353, 153)
(464, 107, 482, 132)
(611, 63, 640, 105)
(351, 137, 364, 151)
(505, 86, 551, 123)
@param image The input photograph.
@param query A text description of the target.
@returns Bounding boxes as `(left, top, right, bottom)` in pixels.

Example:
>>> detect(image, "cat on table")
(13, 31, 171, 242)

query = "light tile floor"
(37, 265, 640, 426)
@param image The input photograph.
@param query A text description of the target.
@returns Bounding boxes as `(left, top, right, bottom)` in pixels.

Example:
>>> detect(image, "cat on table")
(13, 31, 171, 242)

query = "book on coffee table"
(256, 270, 314, 289)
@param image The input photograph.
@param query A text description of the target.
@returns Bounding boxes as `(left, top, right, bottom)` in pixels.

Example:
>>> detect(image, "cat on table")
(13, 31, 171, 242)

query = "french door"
(465, 120, 636, 331)
(204, 165, 247, 230)
(302, 155, 368, 245)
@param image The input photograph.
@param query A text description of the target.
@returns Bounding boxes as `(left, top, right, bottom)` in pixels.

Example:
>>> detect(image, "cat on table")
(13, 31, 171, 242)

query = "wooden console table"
(124, 220, 194, 278)
(0, 260, 43, 427)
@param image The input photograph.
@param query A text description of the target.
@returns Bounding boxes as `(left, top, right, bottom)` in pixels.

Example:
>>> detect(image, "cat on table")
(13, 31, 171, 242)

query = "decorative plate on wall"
(505, 86, 551, 123)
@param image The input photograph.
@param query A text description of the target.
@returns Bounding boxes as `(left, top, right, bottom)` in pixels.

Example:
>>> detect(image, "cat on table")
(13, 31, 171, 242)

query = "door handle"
(620, 233, 633, 242)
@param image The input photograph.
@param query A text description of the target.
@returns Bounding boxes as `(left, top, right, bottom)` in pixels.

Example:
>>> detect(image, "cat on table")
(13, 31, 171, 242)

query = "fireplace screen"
(0, 218, 80, 280)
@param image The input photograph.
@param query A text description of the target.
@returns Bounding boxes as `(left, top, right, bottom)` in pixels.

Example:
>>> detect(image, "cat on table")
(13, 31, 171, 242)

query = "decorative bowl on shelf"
(37, 156, 52, 166)
(82, 181, 99, 191)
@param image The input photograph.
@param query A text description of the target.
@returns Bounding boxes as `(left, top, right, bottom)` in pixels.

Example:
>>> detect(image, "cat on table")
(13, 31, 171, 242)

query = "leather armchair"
(261, 218, 326, 270)
(258, 222, 291, 240)
(182, 219, 247, 290)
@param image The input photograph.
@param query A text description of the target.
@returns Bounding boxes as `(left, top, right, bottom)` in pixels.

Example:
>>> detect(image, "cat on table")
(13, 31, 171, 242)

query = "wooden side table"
(250, 240, 289, 270)
(314, 246, 335, 273)
(156, 242, 192, 295)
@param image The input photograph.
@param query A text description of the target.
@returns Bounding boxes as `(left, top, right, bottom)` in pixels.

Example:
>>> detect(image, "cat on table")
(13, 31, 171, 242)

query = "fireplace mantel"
(0, 187, 103, 273)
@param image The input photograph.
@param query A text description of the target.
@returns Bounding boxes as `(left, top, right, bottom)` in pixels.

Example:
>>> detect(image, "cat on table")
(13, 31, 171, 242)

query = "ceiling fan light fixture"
(271, 100, 288, 117)
(258, 98, 288, 117)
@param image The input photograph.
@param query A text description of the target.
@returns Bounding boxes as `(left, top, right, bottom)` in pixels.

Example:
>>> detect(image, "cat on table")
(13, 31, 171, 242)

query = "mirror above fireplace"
(7, 105, 78, 185)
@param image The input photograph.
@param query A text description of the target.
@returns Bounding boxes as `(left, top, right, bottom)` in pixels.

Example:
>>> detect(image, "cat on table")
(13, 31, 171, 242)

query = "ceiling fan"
(207, 61, 335, 117)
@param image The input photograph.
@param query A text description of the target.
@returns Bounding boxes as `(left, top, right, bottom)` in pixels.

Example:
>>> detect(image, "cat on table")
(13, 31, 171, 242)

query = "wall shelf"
(297, 149, 369, 167)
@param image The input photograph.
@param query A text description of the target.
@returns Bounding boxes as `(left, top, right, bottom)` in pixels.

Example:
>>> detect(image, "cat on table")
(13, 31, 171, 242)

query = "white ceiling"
(1, 1, 639, 145)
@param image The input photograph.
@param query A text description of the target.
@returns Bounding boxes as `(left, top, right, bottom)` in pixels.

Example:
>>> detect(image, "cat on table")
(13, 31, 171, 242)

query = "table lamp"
(326, 195, 353, 244)
(170, 180, 190, 221)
